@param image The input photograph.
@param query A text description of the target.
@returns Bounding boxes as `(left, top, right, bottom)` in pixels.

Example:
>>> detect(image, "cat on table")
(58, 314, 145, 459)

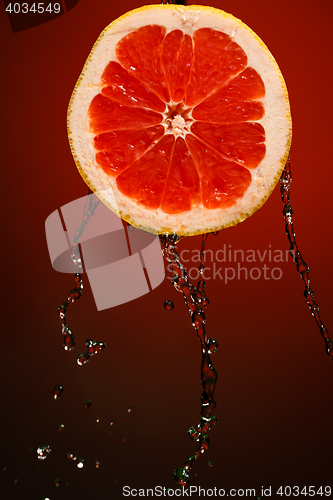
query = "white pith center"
(162, 104, 194, 138)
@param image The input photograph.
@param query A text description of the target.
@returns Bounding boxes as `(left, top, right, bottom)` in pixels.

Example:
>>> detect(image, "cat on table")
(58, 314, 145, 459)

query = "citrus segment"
(191, 122, 265, 168)
(192, 68, 265, 123)
(94, 126, 165, 176)
(68, 4, 292, 235)
(186, 134, 252, 209)
(161, 137, 201, 215)
(184, 28, 247, 107)
(116, 25, 170, 103)
(101, 61, 166, 112)
(161, 30, 193, 103)
(88, 93, 162, 134)
(116, 135, 175, 210)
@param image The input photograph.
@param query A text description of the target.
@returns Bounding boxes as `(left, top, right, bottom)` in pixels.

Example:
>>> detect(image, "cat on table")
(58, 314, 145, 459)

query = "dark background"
(1, 0, 332, 499)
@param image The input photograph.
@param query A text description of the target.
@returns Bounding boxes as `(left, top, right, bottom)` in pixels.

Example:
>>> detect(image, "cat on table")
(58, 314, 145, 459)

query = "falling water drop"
(95, 460, 101, 468)
(37, 445, 51, 460)
(173, 467, 190, 486)
(67, 452, 77, 460)
(52, 385, 63, 399)
(54, 478, 61, 487)
(76, 458, 85, 469)
(58, 424, 65, 432)
(127, 407, 134, 413)
(164, 300, 174, 311)
(208, 338, 218, 354)
(83, 399, 91, 409)
(110, 420, 116, 426)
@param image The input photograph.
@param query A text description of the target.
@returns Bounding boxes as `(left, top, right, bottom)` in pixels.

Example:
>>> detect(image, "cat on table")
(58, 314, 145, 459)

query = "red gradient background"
(1, 1, 332, 499)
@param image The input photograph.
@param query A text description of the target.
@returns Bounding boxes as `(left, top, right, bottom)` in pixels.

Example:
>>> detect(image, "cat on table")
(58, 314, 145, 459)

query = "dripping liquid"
(55, 157, 331, 486)
(57, 190, 106, 364)
(160, 234, 218, 485)
(280, 158, 332, 359)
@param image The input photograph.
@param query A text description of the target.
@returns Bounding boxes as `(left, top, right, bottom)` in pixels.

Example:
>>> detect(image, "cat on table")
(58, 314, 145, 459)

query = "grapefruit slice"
(68, 4, 292, 236)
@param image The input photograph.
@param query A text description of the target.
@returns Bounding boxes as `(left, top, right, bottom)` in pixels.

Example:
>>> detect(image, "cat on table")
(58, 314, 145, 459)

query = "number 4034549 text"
(5, 3, 61, 14)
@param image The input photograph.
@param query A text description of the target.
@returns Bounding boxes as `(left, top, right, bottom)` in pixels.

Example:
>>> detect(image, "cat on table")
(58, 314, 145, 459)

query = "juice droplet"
(77, 339, 106, 366)
(77, 458, 85, 469)
(54, 478, 61, 487)
(96, 418, 100, 423)
(58, 424, 65, 431)
(95, 460, 101, 468)
(83, 399, 92, 409)
(52, 384, 63, 399)
(67, 452, 77, 460)
(164, 300, 174, 311)
(37, 445, 51, 460)
(173, 467, 190, 486)
(127, 407, 134, 413)
(207, 461, 213, 467)
(122, 437, 127, 443)
(110, 420, 116, 426)
(208, 338, 218, 354)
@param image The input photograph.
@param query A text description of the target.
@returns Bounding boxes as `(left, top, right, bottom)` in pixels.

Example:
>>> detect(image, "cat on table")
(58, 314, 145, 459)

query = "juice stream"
(57, 191, 105, 362)
(280, 157, 332, 359)
(160, 234, 218, 486)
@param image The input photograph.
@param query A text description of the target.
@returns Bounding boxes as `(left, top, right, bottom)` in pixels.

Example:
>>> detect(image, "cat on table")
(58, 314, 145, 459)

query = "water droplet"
(207, 461, 213, 467)
(188, 358, 191, 362)
(199, 263, 205, 274)
(208, 338, 218, 354)
(164, 300, 174, 311)
(77, 339, 106, 365)
(127, 407, 134, 413)
(95, 460, 101, 468)
(54, 477, 61, 487)
(76, 458, 85, 469)
(110, 420, 116, 426)
(173, 467, 190, 486)
(77, 352, 90, 366)
(128, 224, 135, 232)
(96, 418, 100, 423)
(37, 445, 51, 460)
(83, 399, 91, 409)
(58, 424, 65, 431)
(52, 385, 63, 399)
(66, 452, 77, 460)
(201, 297, 210, 308)
(14, 478, 19, 484)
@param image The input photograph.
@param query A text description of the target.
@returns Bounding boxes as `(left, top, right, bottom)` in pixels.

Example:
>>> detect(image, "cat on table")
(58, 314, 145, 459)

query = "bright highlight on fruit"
(68, 4, 292, 236)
